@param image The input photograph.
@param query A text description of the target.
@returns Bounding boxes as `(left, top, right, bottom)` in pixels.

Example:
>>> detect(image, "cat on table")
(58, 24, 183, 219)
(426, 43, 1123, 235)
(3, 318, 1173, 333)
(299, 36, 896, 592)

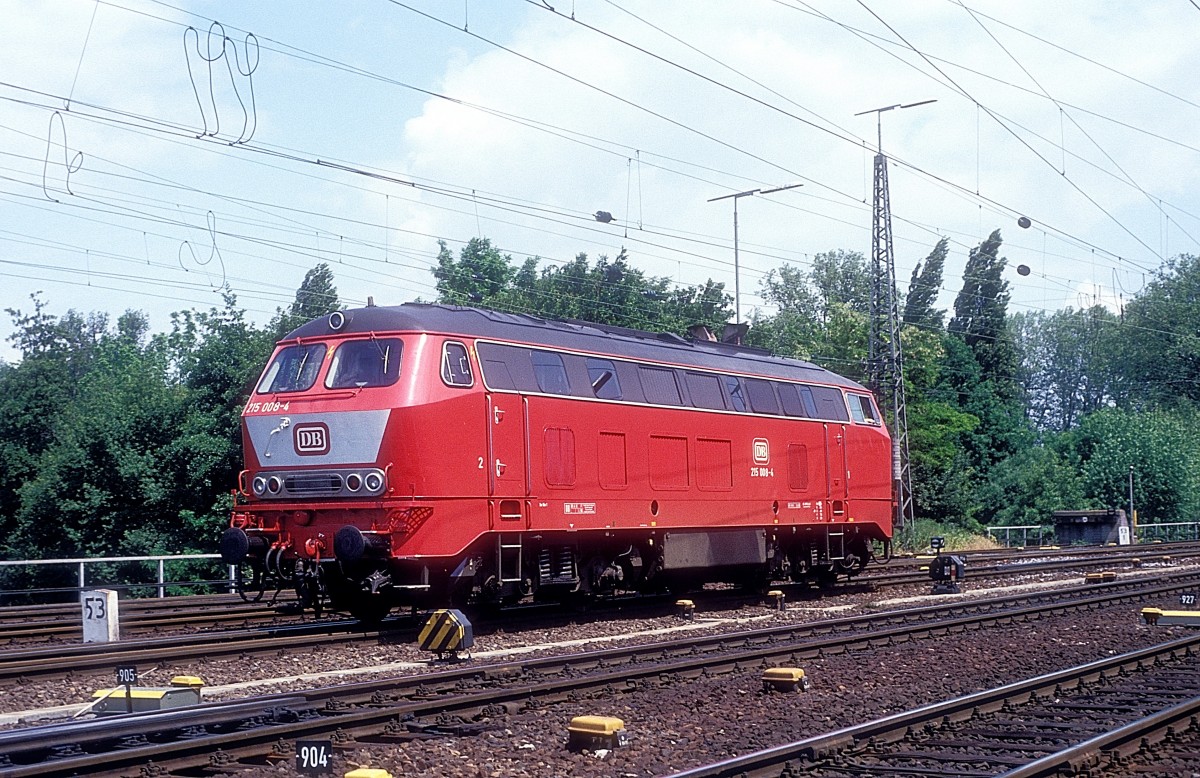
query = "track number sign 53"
(82, 589, 119, 643)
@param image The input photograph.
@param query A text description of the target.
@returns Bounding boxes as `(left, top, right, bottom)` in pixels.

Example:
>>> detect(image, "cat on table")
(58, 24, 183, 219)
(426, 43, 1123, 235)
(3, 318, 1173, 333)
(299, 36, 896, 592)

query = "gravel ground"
(2, 563, 1195, 777)
(312, 591, 1188, 778)
(3, 564, 1177, 715)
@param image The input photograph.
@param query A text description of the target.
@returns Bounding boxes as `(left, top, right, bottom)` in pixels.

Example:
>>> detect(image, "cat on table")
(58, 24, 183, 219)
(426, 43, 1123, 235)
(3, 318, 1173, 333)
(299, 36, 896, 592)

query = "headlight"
(267, 475, 283, 494)
(252, 476, 267, 496)
(363, 471, 384, 493)
(345, 473, 362, 492)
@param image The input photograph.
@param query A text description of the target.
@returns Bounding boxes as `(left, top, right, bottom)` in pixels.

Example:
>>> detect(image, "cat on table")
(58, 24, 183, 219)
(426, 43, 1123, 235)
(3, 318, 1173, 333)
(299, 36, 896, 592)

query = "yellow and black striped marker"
(418, 608, 474, 658)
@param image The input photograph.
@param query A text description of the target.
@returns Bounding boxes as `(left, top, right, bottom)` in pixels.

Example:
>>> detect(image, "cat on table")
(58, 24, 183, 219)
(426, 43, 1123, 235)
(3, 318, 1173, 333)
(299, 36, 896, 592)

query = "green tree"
(433, 238, 514, 306)
(1013, 306, 1119, 431)
(809, 250, 869, 324)
(0, 284, 281, 565)
(1113, 253, 1200, 409)
(8, 312, 183, 558)
(976, 443, 1089, 527)
(1068, 408, 1200, 522)
(948, 230, 1019, 393)
(273, 263, 340, 336)
(904, 237, 947, 330)
(433, 240, 733, 337)
(942, 230, 1029, 472)
(906, 398, 979, 523)
(751, 253, 868, 377)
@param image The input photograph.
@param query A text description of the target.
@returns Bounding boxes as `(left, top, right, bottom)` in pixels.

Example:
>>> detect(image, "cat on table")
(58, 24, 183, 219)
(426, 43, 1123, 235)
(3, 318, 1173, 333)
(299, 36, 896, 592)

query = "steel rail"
(4, 575, 1200, 775)
(999, 695, 1200, 777)
(666, 633, 1200, 777)
(2, 567, 1199, 686)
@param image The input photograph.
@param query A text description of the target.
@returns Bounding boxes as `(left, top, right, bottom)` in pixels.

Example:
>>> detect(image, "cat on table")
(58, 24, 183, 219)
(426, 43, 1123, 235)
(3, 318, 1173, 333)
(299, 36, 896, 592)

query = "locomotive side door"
(824, 423, 849, 502)
(486, 392, 529, 499)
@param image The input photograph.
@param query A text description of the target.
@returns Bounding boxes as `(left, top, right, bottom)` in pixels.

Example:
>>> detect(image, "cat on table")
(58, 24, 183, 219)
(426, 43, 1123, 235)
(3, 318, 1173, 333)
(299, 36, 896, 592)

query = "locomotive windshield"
(325, 338, 403, 389)
(256, 343, 326, 394)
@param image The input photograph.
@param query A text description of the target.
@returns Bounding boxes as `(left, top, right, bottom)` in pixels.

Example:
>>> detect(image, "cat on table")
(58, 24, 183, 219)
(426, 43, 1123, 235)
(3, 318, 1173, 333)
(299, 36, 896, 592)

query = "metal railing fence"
(985, 525, 1051, 548)
(0, 554, 236, 604)
(1135, 522, 1200, 543)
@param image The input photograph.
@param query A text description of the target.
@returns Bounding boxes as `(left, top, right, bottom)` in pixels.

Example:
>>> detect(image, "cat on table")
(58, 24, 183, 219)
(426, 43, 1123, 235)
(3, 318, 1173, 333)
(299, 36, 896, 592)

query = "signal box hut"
(1052, 509, 1130, 546)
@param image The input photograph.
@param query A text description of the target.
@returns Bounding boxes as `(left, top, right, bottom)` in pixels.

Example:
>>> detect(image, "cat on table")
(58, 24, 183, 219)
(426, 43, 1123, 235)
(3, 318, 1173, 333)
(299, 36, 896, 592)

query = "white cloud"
(1, 0, 1198, 361)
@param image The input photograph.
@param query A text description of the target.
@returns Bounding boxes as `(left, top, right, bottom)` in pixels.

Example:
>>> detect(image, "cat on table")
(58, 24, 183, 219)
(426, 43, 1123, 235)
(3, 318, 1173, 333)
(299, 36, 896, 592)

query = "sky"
(1, 0, 1198, 363)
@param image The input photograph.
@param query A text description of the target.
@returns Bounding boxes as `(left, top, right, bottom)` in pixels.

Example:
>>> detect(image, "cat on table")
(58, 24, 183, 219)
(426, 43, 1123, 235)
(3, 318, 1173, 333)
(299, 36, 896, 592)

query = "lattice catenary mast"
(856, 101, 933, 528)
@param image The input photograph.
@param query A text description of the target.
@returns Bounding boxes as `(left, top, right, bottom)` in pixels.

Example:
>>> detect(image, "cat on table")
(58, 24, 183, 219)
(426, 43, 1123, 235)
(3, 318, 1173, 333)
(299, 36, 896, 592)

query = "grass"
(892, 519, 1004, 554)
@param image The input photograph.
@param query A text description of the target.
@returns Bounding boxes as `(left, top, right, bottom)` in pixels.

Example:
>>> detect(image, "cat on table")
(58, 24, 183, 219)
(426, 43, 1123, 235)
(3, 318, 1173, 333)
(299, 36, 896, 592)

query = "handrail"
(984, 524, 1048, 547)
(0, 553, 234, 602)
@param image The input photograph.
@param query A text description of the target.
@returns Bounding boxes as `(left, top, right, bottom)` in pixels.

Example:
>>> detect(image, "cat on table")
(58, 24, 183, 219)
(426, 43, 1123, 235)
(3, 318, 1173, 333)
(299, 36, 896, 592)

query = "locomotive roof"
(284, 303, 864, 390)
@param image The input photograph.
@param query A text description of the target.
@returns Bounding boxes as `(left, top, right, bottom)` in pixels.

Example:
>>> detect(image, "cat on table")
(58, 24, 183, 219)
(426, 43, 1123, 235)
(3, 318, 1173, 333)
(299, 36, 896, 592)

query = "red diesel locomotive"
(220, 303, 894, 619)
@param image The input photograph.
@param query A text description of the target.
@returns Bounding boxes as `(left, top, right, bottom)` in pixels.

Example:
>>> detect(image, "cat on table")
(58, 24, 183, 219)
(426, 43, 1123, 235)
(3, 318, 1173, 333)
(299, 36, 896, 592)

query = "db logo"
(752, 438, 770, 465)
(293, 423, 331, 456)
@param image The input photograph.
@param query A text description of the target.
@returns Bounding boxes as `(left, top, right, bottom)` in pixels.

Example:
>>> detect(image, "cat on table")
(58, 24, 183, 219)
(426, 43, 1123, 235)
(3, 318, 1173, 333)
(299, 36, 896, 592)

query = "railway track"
(1, 568, 1197, 775)
(1, 564, 1198, 686)
(2, 540, 1194, 650)
(668, 634, 1200, 777)
(862, 542, 1198, 588)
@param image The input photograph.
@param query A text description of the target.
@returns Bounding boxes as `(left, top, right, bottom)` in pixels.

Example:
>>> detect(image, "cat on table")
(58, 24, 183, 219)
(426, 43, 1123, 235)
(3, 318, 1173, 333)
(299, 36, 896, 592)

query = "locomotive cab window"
(325, 338, 403, 389)
(257, 343, 326, 394)
(586, 358, 622, 400)
(811, 385, 850, 421)
(441, 342, 473, 387)
(531, 350, 571, 395)
(849, 394, 880, 425)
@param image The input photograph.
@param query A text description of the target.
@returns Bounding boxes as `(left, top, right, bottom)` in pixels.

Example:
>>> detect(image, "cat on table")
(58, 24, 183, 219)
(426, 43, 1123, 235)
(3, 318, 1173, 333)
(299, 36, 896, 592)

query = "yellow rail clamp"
(675, 599, 695, 620)
(567, 715, 629, 750)
(767, 589, 785, 611)
(170, 675, 204, 689)
(1132, 558, 1143, 568)
(762, 667, 809, 692)
(1085, 572, 1104, 584)
(418, 608, 474, 660)
(1141, 608, 1200, 627)
(345, 770, 393, 778)
(1163, 556, 1173, 565)
(1102, 571, 1117, 582)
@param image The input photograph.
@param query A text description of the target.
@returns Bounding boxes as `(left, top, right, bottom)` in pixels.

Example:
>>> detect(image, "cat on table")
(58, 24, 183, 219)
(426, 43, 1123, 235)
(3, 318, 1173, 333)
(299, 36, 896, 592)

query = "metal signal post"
(709, 183, 802, 324)
(855, 100, 934, 528)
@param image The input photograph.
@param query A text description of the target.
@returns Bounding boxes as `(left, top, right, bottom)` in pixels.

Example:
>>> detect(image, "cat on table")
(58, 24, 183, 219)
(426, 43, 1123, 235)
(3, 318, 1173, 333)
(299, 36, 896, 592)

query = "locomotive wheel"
(841, 539, 871, 576)
(815, 566, 838, 589)
(235, 561, 266, 603)
(348, 595, 392, 624)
